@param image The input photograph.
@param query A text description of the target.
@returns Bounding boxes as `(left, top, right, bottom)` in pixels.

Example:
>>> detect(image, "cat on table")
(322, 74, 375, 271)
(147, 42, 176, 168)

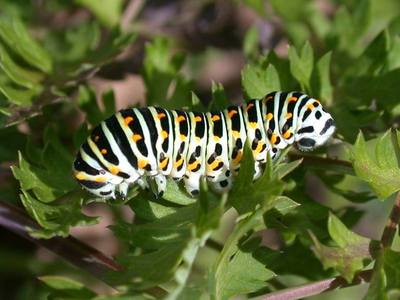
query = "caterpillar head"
(295, 105, 335, 152)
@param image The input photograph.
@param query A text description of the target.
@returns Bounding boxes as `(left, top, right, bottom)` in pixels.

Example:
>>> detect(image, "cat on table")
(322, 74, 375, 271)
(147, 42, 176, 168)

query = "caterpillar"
(73, 91, 335, 199)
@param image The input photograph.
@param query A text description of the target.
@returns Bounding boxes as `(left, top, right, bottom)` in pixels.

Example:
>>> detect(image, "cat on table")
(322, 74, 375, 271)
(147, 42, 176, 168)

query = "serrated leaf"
(163, 178, 196, 205)
(350, 130, 400, 199)
(20, 190, 98, 238)
(76, 0, 124, 28)
(0, 16, 52, 73)
(211, 195, 288, 299)
(110, 185, 224, 294)
(328, 212, 370, 249)
(241, 63, 280, 99)
(288, 41, 314, 90)
(310, 213, 371, 282)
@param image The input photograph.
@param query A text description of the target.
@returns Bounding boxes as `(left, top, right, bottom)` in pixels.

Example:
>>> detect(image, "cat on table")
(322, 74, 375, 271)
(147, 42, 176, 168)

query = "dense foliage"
(1, 0, 400, 299)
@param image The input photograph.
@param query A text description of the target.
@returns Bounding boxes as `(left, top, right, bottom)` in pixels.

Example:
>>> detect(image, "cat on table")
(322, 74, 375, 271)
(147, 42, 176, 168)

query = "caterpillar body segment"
(73, 91, 336, 199)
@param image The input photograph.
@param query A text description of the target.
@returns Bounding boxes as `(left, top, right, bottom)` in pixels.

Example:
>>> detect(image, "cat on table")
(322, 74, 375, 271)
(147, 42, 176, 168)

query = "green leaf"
(365, 245, 400, 298)
(0, 79, 39, 106)
(310, 213, 371, 282)
(143, 37, 193, 109)
(20, 190, 98, 238)
(211, 195, 293, 299)
(269, 0, 309, 22)
(0, 16, 52, 73)
(0, 44, 43, 88)
(328, 213, 370, 248)
(39, 275, 97, 299)
(383, 249, 400, 291)
(76, 0, 124, 28)
(312, 51, 333, 105)
(208, 81, 229, 111)
(163, 178, 196, 206)
(229, 144, 298, 215)
(110, 185, 225, 294)
(241, 63, 280, 99)
(243, 25, 259, 59)
(288, 41, 314, 90)
(350, 130, 400, 199)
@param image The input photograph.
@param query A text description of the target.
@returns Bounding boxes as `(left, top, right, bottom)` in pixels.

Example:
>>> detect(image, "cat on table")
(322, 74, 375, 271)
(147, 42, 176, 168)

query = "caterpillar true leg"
(73, 91, 336, 199)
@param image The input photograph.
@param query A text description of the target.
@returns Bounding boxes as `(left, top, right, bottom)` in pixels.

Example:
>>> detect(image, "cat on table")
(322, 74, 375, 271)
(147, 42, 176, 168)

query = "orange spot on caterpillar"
(174, 157, 184, 168)
(249, 122, 257, 129)
(266, 113, 273, 121)
(161, 130, 169, 139)
(233, 150, 243, 164)
(286, 113, 293, 119)
(75, 172, 86, 180)
(132, 134, 142, 142)
(232, 130, 240, 138)
(194, 116, 202, 122)
(157, 112, 166, 119)
(307, 104, 314, 111)
(254, 142, 263, 154)
(246, 102, 254, 111)
(187, 160, 200, 171)
(124, 116, 134, 126)
(138, 159, 148, 169)
(95, 177, 107, 183)
(266, 95, 273, 101)
(94, 135, 100, 142)
(283, 131, 291, 139)
(101, 149, 108, 155)
(207, 159, 221, 171)
(180, 134, 187, 141)
(211, 115, 220, 121)
(270, 134, 277, 145)
(109, 166, 119, 175)
(176, 115, 186, 123)
(213, 136, 220, 142)
(228, 110, 237, 118)
(159, 157, 169, 169)
(288, 96, 298, 102)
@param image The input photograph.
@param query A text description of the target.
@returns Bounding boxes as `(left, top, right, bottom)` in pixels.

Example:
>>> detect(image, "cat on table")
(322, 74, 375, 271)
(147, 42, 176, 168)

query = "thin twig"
(289, 153, 353, 173)
(380, 192, 400, 248)
(261, 269, 372, 300)
(0, 199, 122, 279)
(121, 0, 145, 30)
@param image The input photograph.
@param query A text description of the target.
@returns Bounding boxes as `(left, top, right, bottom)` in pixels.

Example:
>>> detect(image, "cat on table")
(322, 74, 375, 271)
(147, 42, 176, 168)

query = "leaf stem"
(261, 269, 372, 300)
(288, 153, 353, 174)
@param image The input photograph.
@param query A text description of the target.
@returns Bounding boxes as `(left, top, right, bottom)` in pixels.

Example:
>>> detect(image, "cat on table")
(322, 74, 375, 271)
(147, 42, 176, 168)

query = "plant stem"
(261, 269, 372, 300)
(0, 199, 122, 278)
(380, 192, 400, 248)
(288, 154, 354, 175)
